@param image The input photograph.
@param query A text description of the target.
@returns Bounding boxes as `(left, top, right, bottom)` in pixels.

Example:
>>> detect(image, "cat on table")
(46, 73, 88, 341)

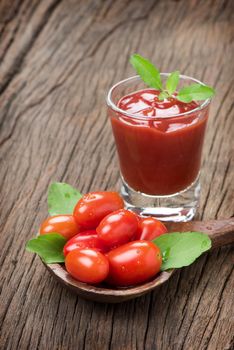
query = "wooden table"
(0, 0, 233, 349)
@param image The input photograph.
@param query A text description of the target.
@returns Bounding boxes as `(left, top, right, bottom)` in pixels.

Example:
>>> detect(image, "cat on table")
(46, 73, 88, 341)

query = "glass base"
(121, 176, 200, 222)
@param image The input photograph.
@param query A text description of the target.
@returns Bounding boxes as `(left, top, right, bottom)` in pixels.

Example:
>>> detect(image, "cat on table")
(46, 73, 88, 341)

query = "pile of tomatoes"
(40, 191, 167, 287)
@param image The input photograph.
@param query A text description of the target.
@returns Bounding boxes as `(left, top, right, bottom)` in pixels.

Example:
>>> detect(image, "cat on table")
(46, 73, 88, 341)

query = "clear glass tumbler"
(107, 74, 211, 222)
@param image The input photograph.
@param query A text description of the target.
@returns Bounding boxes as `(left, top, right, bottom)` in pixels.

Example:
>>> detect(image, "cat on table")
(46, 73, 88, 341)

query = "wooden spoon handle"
(167, 218, 234, 249)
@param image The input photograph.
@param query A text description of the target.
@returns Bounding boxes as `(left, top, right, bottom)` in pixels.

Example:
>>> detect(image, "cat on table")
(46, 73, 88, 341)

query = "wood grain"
(0, 0, 233, 349)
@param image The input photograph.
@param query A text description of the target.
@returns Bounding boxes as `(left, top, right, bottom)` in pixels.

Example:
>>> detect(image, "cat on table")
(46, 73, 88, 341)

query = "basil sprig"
(130, 54, 215, 102)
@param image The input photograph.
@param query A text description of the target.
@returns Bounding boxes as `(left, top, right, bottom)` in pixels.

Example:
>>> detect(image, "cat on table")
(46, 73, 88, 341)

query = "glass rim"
(106, 74, 211, 120)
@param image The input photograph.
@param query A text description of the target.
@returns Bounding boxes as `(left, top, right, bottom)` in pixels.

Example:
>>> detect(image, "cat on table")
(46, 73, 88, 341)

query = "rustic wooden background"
(0, 0, 233, 349)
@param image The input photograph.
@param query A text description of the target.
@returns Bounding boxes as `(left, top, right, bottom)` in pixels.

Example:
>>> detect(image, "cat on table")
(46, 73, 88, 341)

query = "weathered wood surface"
(0, 0, 233, 349)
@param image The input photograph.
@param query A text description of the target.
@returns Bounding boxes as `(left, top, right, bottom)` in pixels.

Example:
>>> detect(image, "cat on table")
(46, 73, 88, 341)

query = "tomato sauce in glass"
(110, 89, 209, 195)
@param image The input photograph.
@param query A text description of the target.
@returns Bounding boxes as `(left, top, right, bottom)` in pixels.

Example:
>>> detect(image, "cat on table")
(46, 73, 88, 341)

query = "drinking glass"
(107, 74, 211, 222)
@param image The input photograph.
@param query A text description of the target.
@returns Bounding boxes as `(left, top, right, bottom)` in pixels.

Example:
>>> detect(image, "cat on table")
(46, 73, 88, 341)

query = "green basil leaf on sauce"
(130, 54, 163, 90)
(177, 83, 215, 103)
(166, 70, 180, 95)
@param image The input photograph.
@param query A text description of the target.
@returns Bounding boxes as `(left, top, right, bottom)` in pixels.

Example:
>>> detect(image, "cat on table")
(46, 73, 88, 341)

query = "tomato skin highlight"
(73, 191, 124, 229)
(97, 209, 139, 248)
(106, 240, 162, 286)
(136, 217, 167, 241)
(40, 215, 80, 240)
(63, 230, 108, 256)
(65, 249, 109, 284)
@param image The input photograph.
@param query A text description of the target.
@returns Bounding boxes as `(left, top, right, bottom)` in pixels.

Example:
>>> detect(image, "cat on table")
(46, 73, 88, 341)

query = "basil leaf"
(158, 91, 169, 101)
(153, 232, 211, 270)
(166, 71, 180, 95)
(130, 54, 163, 90)
(162, 247, 170, 262)
(26, 233, 66, 263)
(48, 182, 82, 216)
(177, 83, 215, 103)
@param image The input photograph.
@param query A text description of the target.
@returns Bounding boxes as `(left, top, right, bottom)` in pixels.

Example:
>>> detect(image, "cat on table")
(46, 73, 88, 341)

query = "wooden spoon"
(44, 218, 234, 303)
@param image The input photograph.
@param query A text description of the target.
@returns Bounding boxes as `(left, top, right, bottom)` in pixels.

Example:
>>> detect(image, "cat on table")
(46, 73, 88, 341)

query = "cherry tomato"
(65, 249, 109, 284)
(40, 215, 80, 240)
(97, 209, 139, 248)
(106, 240, 162, 286)
(136, 217, 167, 241)
(63, 230, 108, 256)
(73, 191, 124, 229)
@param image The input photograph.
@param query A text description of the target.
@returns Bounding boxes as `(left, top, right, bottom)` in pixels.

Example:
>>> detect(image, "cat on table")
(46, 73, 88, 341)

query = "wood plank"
(0, 0, 233, 349)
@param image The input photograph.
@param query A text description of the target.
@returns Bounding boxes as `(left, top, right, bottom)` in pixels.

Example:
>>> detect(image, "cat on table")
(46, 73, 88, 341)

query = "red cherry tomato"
(136, 217, 167, 241)
(97, 209, 139, 248)
(40, 215, 80, 240)
(65, 249, 109, 284)
(73, 191, 124, 229)
(63, 230, 108, 256)
(106, 240, 162, 286)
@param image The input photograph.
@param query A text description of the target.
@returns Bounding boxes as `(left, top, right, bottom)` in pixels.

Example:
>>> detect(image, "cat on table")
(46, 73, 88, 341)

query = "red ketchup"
(109, 89, 209, 195)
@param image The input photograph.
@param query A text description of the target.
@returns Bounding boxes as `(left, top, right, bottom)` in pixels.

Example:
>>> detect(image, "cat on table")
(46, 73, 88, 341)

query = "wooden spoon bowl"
(45, 263, 173, 303)
(44, 218, 234, 303)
